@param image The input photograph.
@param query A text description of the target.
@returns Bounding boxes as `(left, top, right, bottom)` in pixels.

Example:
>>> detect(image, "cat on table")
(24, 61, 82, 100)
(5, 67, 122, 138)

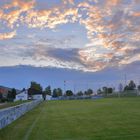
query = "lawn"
(1, 98, 140, 140)
(0, 100, 31, 109)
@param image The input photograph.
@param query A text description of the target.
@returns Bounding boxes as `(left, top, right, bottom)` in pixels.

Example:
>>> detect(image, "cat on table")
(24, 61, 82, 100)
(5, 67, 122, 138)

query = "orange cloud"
(24, 7, 79, 29)
(63, 0, 75, 5)
(0, 31, 16, 40)
(132, 12, 140, 17)
(78, 2, 91, 8)
(106, 0, 121, 6)
(3, 0, 35, 10)
(1, 0, 140, 72)
(1, 0, 35, 28)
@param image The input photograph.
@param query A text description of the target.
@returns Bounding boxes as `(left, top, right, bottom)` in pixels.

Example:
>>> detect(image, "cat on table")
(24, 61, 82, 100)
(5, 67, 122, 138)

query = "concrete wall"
(0, 100, 42, 129)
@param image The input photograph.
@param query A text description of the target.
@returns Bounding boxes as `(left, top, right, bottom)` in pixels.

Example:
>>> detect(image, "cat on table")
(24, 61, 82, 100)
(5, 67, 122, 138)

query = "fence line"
(0, 100, 43, 129)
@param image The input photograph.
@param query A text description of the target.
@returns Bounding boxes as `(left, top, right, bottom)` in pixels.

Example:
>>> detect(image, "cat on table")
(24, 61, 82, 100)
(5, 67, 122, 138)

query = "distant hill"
(0, 62, 139, 90)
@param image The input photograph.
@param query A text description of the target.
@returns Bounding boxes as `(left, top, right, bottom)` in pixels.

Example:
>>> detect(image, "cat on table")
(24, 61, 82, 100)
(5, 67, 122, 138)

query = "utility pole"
(124, 74, 127, 86)
(73, 83, 76, 95)
(86, 81, 88, 90)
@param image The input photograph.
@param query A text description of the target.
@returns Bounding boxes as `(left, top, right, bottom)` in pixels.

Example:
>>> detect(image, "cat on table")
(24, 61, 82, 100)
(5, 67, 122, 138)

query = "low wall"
(52, 95, 103, 100)
(0, 100, 42, 129)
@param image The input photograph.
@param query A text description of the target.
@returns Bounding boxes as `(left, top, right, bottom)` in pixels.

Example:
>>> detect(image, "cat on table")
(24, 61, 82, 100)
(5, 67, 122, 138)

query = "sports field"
(0, 98, 140, 140)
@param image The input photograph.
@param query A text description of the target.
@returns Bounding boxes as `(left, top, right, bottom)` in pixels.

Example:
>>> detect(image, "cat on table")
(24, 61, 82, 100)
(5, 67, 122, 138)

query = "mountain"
(0, 62, 139, 91)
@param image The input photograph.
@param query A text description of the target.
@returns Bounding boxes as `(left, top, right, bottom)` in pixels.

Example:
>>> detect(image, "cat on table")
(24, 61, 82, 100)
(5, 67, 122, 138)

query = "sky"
(0, 0, 140, 91)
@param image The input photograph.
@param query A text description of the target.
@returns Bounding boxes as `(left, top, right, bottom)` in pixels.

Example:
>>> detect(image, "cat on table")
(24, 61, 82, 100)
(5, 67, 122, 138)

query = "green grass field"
(1, 98, 140, 140)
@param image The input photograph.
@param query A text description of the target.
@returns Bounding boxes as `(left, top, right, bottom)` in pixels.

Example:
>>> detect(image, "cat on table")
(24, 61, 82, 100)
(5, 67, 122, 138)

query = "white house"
(15, 90, 28, 101)
(46, 95, 52, 100)
(32, 94, 43, 100)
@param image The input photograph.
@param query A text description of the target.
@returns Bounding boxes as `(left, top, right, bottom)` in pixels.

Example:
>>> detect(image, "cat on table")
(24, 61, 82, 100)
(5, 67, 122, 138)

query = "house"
(46, 95, 52, 100)
(32, 94, 43, 100)
(0, 86, 12, 98)
(0, 86, 21, 98)
(15, 90, 28, 101)
(28, 87, 43, 100)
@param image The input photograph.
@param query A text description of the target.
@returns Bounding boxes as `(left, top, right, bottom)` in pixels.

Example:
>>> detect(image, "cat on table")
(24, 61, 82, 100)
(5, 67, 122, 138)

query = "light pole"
(124, 74, 127, 86)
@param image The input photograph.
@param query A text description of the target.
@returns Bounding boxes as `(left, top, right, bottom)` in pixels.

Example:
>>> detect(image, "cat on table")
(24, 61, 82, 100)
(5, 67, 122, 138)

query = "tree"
(11, 88, 16, 98)
(128, 80, 136, 90)
(97, 88, 102, 95)
(124, 85, 129, 91)
(138, 85, 140, 91)
(44, 86, 51, 95)
(28, 81, 43, 96)
(43, 86, 51, 100)
(66, 90, 73, 96)
(52, 88, 63, 97)
(52, 89, 57, 97)
(77, 91, 83, 96)
(0, 93, 2, 100)
(107, 88, 113, 94)
(85, 89, 93, 95)
(31, 81, 42, 92)
(124, 80, 136, 91)
(7, 88, 16, 101)
(22, 88, 26, 92)
(56, 88, 63, 96)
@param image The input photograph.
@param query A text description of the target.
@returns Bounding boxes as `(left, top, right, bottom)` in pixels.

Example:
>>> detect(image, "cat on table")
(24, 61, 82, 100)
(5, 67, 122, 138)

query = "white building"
(15, 90, 28, 101)
(32, 94, 43, 100)
(46, 95, 52, 100)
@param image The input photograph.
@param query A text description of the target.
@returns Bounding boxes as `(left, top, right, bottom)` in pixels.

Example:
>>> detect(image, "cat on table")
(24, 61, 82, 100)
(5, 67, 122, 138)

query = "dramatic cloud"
(0, 31, 16, 40)
(0, 0, 140, 72)
(23, 7, 79, 29)
(0, 0, 35, 28)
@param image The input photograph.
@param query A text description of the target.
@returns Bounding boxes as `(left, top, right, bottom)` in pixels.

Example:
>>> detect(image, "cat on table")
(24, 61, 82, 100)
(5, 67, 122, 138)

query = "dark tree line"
(97, 87, 114, 95)
(0, 88, 17, 102)
(96, 80, 140, 96)
(118, 80, 138, 92)
(4, 80, 139, 102)
(27, 81, 94, 98)
(124, 80, 136, 91)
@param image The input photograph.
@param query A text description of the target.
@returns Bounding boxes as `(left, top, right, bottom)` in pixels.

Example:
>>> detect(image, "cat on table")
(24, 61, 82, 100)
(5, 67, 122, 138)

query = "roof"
(16, 89, 28, 95)
(0, 86, 11, 91)
(0, 85, 21, 93)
